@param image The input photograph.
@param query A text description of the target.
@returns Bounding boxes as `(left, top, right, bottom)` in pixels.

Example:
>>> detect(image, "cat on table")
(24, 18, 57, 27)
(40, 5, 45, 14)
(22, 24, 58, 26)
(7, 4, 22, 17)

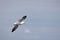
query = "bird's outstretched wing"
(18, 16, 27, 22)
(11, 24, 18, 32)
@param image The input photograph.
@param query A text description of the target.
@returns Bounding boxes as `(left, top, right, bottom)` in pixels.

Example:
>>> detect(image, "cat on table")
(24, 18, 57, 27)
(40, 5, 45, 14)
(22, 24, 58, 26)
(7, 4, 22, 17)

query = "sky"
(0, 0, 60, 40)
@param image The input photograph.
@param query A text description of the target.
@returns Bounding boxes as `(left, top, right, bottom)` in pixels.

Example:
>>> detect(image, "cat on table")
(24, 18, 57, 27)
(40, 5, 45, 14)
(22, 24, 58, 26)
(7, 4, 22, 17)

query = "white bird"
(11, 16, 27, 32)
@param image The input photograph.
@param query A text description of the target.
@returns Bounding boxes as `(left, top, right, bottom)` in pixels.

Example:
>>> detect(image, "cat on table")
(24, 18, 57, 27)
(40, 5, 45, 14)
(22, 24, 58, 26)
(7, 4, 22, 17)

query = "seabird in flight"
(11, 16, 27, 32)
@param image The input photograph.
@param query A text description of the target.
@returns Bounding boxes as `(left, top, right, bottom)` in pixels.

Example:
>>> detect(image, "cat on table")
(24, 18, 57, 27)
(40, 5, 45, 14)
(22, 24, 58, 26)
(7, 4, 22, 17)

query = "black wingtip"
(11, 30, 14, 32)
(11, 28, 15, 32)
(23, 16, 27, 19)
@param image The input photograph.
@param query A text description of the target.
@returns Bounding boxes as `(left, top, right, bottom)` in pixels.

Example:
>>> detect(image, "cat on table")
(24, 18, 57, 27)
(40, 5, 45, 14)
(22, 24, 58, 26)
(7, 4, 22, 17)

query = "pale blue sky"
(0, 0, 60, 40)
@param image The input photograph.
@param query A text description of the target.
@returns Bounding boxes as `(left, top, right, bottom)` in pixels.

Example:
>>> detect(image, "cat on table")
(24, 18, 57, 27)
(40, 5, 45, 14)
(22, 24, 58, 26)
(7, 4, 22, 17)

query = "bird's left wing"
(11, 24, 18, 32)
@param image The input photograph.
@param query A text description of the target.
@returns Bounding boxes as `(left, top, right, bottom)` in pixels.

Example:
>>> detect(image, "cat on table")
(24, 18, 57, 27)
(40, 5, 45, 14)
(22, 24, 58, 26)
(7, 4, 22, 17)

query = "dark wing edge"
(18, 16, 27, 22)
(11, 24, 18, 32)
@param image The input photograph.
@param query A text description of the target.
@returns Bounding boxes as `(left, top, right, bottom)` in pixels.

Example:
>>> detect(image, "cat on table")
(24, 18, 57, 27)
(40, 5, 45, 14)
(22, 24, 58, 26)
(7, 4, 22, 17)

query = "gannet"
(11, 16, 27, 32)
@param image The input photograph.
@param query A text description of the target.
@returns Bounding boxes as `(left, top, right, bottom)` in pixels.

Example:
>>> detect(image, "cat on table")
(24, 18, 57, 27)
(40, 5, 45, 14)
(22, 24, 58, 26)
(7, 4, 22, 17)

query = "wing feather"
(18, 16, 27, 22)
(12, 24, 18, 32)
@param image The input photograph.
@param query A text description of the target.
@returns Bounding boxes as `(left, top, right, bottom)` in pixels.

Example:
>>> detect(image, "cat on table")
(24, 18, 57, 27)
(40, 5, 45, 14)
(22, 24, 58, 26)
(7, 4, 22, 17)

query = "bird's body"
(11, 16, 27, 32)
(14, 21, 24, 25)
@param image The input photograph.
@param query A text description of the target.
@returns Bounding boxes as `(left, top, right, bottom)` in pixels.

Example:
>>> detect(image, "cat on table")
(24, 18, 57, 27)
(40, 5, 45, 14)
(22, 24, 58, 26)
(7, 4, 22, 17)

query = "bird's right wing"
(11, 24, 18, 32)
(18, 16, 27, 22)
